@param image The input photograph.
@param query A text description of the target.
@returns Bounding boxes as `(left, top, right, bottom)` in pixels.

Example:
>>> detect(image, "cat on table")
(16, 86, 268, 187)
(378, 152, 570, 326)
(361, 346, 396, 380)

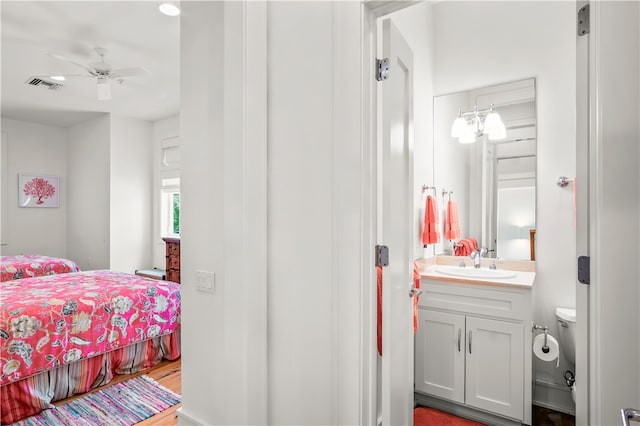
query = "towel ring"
(422, 185, 437, 195)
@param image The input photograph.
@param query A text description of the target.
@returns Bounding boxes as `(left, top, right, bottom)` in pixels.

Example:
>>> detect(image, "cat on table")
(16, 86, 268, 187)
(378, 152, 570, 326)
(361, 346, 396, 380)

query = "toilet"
(555, 307, 576, 402)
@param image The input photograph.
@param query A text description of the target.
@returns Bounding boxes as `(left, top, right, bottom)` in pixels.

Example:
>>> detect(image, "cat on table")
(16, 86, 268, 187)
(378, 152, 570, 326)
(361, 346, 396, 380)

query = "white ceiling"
(1, 1, 180, 128)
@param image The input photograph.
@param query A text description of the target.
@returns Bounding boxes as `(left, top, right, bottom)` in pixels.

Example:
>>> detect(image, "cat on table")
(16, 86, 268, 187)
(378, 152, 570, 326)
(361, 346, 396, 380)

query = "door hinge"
(376, 58, 389, 81)
(577, 4, 590, 36)
(375, 245, 389, 267)
(578, 255, 590, 285)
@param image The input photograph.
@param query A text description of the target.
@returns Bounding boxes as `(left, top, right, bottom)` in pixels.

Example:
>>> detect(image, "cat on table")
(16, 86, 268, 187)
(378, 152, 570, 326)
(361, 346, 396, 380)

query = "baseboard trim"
(177, 407, 206, 426)
(532, 379, 575, 416)
(414, 393, 522, 426)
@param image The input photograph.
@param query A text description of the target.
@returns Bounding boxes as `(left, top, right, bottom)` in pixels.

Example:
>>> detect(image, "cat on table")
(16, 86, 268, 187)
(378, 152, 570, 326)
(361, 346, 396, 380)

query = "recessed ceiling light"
(50, 75, 66, 81)
(159, 2, 180, 17)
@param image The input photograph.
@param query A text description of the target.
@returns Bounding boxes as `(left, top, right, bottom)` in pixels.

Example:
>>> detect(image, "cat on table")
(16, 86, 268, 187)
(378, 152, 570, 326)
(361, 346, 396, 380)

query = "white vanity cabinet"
(415, 278, 532, 425)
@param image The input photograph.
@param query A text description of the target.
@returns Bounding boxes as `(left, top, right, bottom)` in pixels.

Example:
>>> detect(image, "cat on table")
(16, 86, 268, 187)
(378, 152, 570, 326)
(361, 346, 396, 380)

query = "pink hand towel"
(413, 261, 421, 333)
(445, 200, 461, 240)
(421, 195, 440, 245)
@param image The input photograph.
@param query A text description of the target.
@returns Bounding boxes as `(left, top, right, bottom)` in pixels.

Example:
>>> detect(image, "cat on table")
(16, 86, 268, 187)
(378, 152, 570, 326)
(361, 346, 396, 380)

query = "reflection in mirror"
(433, 78, 536, 261)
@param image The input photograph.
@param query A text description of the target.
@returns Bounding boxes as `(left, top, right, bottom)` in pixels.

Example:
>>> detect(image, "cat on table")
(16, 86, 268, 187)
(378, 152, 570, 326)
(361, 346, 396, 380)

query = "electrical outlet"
(195, 270, 215, 293)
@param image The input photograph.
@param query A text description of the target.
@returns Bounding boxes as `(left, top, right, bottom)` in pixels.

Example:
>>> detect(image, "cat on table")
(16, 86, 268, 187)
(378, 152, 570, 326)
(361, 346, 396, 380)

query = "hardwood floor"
(54, 358, 181, 426)
(54, 363, 576, 426)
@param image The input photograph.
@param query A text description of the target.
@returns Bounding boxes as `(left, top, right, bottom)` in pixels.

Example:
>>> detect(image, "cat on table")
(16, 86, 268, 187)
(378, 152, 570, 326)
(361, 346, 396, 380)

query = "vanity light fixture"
(451, 104, 506, 143)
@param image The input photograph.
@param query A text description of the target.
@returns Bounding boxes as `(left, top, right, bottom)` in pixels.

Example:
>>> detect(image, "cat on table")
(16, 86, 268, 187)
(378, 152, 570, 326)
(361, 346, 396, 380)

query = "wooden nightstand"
(162, 237, 180, 283)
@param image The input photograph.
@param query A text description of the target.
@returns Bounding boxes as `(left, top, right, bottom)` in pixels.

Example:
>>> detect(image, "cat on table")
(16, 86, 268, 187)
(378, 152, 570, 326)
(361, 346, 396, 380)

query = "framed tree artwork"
(18, 174, 59, 208)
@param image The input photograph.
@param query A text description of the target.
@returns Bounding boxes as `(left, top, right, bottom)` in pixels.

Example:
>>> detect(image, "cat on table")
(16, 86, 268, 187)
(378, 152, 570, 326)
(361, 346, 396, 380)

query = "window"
(161, 177, 180, 237)
(160, 137, 180, 237)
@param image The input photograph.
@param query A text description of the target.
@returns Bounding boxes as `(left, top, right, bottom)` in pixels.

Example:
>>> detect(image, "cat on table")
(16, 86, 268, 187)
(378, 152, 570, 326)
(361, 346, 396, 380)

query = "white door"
(379, 18, 415, 426)
(415, 309, 465, 403)
(465, 316, 524, 420)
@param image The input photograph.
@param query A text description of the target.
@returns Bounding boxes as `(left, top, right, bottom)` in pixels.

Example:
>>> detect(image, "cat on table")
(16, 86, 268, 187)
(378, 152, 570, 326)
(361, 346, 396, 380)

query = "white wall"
(267, 3, 335, 422)
(179, 2, 363, 424)
(268, 3, 363, 423)
(67, 114, 110, 270)
(180, 2, 228, 424)
(152, 115, 179, 268)
(391, 3, 436, 260)
(109, 116, 152, 273)
(433, 1, 576, 400)
(0, 117, 67, 257)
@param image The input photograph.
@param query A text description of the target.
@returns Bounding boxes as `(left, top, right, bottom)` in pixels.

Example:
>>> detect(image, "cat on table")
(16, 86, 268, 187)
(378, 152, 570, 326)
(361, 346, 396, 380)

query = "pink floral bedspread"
(0, 270, 181, 386)
(1, 255, 81, 281)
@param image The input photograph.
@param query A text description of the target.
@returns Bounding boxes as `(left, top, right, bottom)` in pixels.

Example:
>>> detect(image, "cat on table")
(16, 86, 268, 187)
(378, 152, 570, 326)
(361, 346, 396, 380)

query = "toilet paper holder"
(533, 324, 550, 353)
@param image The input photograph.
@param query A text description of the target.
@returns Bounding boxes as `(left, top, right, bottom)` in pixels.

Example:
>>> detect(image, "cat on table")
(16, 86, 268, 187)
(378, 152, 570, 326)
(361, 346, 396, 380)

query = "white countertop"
(420, 264, 536, 289)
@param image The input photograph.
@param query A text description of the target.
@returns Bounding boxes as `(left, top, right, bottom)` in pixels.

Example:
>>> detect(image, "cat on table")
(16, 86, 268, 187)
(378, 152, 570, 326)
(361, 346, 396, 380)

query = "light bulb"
(159, 2, 180, 16)
(50, 75, 66, 81)
(484, 111, 503, 134)
(486, 112, 506, 140)
(451, 116, 467, 138)
(488, 124, 506, 140)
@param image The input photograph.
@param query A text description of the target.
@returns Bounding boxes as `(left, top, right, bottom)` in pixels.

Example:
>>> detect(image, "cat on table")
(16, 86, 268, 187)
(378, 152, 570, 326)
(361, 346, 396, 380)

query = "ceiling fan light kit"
(97, 78, 111, 101)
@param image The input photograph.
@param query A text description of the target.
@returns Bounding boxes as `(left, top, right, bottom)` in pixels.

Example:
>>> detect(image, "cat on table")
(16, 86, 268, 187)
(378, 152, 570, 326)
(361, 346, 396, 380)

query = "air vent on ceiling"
(25, 77, 63, 91)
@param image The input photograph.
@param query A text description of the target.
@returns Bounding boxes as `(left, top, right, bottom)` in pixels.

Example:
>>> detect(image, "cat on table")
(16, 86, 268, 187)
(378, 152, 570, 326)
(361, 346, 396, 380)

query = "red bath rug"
(414, 407, 486, 426)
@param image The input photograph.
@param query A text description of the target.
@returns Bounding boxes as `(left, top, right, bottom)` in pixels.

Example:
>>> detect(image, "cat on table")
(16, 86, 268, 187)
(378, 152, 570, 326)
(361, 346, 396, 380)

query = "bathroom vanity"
(415, 259, 535, 426)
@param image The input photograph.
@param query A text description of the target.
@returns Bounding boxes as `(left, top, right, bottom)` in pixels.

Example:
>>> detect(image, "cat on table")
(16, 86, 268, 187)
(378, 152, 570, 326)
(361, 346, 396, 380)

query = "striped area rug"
(14, 375, 181, 426)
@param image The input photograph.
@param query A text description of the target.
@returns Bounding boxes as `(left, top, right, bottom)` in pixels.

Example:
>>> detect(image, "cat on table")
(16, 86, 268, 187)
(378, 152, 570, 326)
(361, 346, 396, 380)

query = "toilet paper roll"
(533, 333, 560, 367)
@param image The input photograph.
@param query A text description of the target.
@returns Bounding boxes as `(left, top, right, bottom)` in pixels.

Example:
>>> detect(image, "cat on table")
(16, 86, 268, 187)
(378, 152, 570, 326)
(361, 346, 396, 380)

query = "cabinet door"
(465, 316, 524, 420)
(415, 309, 465, 403)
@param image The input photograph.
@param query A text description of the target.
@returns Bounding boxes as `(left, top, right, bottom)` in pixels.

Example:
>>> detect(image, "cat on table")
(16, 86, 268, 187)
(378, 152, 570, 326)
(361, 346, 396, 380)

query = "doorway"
(363, 1, 582, 424)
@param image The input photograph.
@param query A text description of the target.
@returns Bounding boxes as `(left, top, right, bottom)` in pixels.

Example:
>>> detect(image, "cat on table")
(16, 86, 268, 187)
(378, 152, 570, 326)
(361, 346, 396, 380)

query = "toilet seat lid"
(555, 307, 576, 323)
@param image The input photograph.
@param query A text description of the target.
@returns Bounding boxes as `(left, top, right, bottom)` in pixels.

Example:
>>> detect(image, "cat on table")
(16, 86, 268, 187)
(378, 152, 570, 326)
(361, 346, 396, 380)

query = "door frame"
(582, 1, 640, 424)
(575, 1, 590, 424)
(361, 2, 420, 424)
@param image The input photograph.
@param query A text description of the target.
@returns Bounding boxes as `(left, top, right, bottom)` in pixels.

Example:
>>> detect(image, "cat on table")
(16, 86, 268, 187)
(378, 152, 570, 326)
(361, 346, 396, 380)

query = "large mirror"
(433, 78, 536, 261)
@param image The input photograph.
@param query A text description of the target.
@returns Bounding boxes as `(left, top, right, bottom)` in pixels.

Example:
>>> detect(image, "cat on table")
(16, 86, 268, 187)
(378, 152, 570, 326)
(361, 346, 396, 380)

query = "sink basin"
(435, 265, 517, 280)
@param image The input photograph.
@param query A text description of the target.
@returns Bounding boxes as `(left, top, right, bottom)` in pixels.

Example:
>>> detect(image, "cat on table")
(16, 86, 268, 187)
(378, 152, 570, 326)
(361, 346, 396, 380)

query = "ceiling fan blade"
(46, 52, 96, 74)
(30, 74, 80, 78)
(48, 74, 95, 79)
(110, 67, 150, 79)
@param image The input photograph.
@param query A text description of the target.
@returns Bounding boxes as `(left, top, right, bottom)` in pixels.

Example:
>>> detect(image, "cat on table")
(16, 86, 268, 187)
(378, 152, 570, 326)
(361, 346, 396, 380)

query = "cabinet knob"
(468, 330, 472, 354)
(457, 328, 462, 352)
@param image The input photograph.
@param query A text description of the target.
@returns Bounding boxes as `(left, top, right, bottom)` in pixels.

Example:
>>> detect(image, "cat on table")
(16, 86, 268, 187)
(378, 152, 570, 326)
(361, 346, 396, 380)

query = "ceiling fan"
(44, 46, 149, 100)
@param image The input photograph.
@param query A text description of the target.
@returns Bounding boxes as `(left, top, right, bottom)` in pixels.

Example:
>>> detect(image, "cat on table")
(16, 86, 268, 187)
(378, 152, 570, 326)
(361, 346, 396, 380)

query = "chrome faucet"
(470, 250, 481, 268)
(470, 247, 489, 269)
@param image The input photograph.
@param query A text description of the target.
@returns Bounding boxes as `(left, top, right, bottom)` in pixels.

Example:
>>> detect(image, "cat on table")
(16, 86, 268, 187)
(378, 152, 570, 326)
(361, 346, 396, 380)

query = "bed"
(1, 255, 81, 282)
(0, 270, 181, 424)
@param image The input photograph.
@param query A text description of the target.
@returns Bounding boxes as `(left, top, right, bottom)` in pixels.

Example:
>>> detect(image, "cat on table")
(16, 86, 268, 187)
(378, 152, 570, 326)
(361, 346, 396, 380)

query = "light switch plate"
(195, 270, 215, 293)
